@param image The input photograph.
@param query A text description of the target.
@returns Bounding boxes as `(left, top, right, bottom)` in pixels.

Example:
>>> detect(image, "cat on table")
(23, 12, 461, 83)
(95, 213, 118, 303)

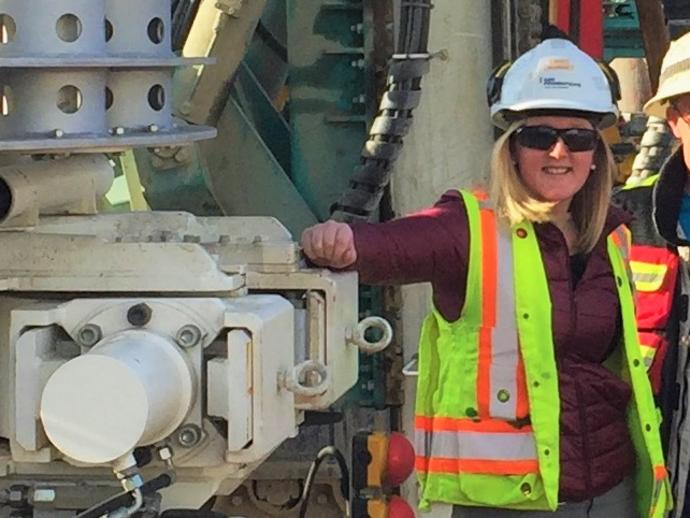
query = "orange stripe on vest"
(415, 416, 533, 434)
(477, 208, 497, 419)
(415, 456, 539, 475)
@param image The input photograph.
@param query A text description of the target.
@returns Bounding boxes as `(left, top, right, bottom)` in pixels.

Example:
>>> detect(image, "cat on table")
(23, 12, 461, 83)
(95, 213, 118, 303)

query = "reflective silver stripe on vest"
(414, 430, 537, 461)
(490, 225, 520, 420)
(632, 271, 661, 286)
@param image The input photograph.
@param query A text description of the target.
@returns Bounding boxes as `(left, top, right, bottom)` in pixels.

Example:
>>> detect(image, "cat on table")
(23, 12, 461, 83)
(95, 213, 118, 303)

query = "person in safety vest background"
(301, 29, 671, 518)
(613, 30, 690, 518)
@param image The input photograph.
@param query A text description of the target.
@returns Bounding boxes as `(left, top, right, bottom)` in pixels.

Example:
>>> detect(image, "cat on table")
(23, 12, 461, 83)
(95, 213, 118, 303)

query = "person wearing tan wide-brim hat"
(613, 29, 690, 518)
(644, 31, 690, 118)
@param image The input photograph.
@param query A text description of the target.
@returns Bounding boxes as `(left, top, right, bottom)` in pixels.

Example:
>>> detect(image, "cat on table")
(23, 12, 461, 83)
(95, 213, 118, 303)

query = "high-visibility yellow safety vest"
(414, 190, 672, 516)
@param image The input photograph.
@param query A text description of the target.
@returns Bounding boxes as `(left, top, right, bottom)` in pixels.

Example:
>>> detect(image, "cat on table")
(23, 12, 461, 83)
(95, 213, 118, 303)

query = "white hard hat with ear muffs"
(487, 29, 621, 129)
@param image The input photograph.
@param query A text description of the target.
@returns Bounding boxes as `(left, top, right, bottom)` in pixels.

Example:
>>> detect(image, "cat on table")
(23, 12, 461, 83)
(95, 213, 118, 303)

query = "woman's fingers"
(332, 223, 357, 267)
(300, 221, 356, 268)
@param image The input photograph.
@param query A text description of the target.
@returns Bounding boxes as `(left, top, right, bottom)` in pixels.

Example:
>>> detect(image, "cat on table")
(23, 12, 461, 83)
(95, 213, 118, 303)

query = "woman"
(301, 36, 670, 517)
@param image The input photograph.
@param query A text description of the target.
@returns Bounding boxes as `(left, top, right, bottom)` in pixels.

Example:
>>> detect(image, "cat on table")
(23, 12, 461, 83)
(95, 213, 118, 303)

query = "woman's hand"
(300, 220, 357, 269)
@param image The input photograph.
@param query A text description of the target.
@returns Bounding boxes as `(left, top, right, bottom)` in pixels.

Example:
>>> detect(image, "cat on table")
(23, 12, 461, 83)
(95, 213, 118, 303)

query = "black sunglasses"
(514, 125, 599, 152)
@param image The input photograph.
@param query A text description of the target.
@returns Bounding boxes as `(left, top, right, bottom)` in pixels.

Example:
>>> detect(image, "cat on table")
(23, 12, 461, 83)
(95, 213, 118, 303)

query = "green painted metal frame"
(286, 0, 375, 221)
(137, 1, 376, 239)
(603, 0, 645, 60)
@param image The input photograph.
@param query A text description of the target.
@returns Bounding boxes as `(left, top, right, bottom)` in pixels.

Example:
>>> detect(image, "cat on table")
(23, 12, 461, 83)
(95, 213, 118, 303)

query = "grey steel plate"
(0, 126, 217, 152)
(0, 56, 214, 68)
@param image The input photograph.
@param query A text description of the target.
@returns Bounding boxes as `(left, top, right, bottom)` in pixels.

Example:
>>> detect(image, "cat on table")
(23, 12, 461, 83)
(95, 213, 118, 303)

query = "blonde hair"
(489, 121, 616, 253)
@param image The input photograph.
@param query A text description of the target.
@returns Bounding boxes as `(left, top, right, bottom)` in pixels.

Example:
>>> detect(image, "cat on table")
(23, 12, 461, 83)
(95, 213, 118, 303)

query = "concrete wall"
(390, 0, 494, 513)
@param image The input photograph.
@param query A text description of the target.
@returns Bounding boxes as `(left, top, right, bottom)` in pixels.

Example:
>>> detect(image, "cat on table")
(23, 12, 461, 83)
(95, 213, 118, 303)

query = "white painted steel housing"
(0, 213, 363, 510)
(0, 155, 114, 227)
(40, 330, 195, 464)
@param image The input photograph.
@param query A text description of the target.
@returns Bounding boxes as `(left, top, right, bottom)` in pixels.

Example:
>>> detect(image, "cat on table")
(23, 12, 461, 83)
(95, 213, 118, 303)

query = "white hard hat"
(644, 31, 690, 118)
(488, 38, 620, 129)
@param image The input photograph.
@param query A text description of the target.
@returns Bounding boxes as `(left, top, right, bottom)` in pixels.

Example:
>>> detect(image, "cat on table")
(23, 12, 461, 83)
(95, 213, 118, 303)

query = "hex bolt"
(177, 424, 203, 448)
(54, 129, 64, 139)
(176, 325, 202, 348)
(77, 324, 102, 347)
(179, 101, 193, 116)
(151, 156, 166, 169)
(127, 303, 152, 327)
(32, 489, 56, 504)
(148, 124, 159, 133)
(9, 485, 27, 505)
(174, 147, 192, 163)
(157, 446, 173, 462)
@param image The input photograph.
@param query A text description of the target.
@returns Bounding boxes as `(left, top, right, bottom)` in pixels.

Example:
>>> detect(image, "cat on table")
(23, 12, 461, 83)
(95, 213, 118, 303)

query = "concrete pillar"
(610, 57, 653, 114)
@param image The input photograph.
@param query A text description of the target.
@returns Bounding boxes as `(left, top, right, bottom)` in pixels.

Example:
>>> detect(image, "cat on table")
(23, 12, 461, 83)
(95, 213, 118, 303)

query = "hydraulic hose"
(330, 0, 434, 223)
(75, 473, 174, 518)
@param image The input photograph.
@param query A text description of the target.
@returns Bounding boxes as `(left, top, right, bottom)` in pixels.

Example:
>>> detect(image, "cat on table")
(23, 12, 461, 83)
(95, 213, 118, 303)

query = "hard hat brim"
(643, 72, 690, 119)
(492, 98, 618, 129)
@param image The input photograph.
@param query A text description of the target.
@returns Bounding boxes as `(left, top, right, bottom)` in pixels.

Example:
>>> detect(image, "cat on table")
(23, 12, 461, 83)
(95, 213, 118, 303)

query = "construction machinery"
(0, 1, 398, 516)
(0, 0, 683, 517)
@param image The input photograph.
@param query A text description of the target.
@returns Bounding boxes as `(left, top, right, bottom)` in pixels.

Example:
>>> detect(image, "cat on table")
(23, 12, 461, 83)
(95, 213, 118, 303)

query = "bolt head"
(127, 303, 152, 327)
(32, 489, 56, 503)
(176, 325, 202, 348)
(177, 424, 203, 448)
(157, 446, 173, 461)
(77, 324, 102, 347)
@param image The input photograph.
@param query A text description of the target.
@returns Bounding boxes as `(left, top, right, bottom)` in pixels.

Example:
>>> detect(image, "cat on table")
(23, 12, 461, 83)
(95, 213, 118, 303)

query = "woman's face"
(512, 115, 597, 207)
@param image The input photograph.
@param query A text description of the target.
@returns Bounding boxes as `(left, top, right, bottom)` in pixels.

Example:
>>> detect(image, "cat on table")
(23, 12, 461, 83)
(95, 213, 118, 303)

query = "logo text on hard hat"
(539, 77, 582, 89)
(544, 58, 573, 71)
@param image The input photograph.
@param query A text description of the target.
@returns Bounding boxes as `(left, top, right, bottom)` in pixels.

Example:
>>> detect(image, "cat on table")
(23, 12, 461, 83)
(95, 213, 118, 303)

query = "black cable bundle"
(331, 0, 434, 223)
(171, 0, 202, 52)
(298, 446, 349, 518)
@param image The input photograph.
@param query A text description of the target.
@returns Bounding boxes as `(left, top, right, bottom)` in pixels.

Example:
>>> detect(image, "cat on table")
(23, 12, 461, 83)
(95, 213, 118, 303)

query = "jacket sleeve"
(349, 190, 470, 288)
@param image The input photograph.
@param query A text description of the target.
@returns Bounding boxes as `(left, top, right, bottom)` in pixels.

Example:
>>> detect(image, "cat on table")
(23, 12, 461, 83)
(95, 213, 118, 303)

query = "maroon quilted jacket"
(349, 190, 635, 502)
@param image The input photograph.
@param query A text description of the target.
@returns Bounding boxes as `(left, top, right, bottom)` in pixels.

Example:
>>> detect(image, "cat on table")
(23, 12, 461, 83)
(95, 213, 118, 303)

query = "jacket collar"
(605, 204, 631, 236)
(653, 146, 690, 246)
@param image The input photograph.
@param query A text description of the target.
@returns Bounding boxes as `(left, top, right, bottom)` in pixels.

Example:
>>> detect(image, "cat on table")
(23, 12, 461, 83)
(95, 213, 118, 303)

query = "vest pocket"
(458, 473, 547, 508)
(434, 322, 482, 417)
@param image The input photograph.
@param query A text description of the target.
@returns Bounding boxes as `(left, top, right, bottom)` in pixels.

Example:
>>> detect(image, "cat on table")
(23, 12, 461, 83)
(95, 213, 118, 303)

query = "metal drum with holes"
(0, 70, 106, 139)
(0, 0, 214, 153)
(0, 0, 107, 58)
(106, 70, 172, 132)
(105, 0, 171, 58)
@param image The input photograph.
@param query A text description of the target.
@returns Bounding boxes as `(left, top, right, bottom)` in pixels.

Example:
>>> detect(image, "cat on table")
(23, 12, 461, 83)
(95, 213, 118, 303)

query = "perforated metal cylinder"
(0, 0, 214, 152)
(105, 0, 172, 58)
(0, 0, 107, 57)
(0, 70, 106, 138)
(107, 70, 171, 131)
